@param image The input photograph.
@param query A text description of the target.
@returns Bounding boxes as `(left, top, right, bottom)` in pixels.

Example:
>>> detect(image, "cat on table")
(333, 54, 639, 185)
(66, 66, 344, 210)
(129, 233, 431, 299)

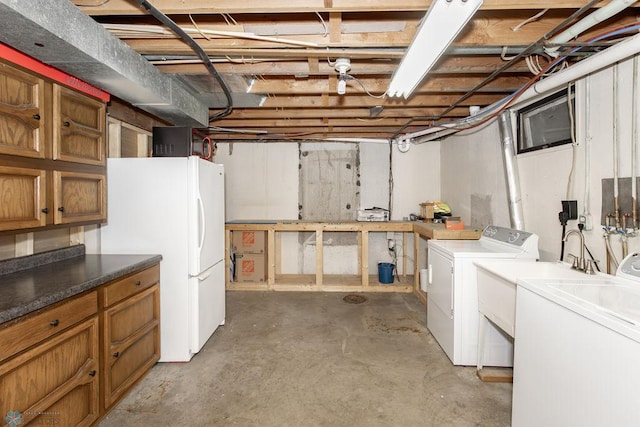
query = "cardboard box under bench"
(231, 230, 266, 254)
(234, 252, 267, 282)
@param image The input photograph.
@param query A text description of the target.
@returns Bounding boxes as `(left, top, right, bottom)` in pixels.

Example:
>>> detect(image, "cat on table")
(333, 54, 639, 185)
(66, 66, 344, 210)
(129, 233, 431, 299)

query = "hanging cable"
(134, 0, 233, 121)
(344, 75, 387, 99)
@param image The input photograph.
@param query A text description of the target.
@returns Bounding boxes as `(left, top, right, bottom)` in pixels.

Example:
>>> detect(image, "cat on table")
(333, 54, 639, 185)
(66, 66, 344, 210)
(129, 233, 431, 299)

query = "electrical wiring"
(103, 23, 320, 48)
(512, 9, 549, 32)
(315, 12, 328, 38)
(134, 0, 233, 121)
(566, 83, 578, 200)
(344, 75, 387, 99)
(74, 0, 110, 6)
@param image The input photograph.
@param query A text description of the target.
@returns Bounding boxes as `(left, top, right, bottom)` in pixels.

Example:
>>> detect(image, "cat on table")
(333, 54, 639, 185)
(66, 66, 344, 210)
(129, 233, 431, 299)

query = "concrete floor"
(100, 291, 512, 426)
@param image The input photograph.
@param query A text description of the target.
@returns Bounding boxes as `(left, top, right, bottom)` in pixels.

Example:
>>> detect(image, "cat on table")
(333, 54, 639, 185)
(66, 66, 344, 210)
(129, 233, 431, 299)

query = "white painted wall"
(441, 122, 509, 229)
(392, 141, 442, 220)
(215, 142, 299, 220)
(439, 55, 640, 269)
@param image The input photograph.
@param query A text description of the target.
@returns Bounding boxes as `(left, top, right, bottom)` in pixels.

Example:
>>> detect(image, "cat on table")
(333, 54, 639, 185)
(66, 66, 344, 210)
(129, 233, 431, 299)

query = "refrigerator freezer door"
(188, 157, 225, 276)
(189, 260, 226, 353)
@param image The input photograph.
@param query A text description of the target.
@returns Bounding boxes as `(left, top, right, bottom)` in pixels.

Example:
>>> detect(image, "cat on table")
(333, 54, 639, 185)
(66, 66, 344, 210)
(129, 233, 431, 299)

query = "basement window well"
(517, 89, 575, 154)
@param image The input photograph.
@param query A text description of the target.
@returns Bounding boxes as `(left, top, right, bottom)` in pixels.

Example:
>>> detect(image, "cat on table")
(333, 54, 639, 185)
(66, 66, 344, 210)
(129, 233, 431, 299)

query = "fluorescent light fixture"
(387, 0, 483, 99)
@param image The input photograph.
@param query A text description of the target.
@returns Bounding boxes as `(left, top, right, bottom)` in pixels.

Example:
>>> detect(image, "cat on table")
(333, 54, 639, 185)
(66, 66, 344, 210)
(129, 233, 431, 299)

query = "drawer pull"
(58, 207, 65, 212)
(113, 351, 120, 358)
(33, 113, 41, 120)
(63, 121, 70, 127)
(89, 370, 97, 377)
(49, 319, 59, 327)
(41, 208, 49, 214)
(135, 280, 142, 286)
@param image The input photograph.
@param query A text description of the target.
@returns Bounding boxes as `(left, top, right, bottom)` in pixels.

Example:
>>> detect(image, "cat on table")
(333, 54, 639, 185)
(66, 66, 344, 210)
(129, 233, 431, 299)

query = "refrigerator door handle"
(195, 268, 213, 281)
(197, 195, 206, 251)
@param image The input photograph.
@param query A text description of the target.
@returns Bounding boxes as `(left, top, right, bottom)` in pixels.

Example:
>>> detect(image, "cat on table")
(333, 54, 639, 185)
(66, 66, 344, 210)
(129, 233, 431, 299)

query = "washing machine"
(427, 225, 539, 366)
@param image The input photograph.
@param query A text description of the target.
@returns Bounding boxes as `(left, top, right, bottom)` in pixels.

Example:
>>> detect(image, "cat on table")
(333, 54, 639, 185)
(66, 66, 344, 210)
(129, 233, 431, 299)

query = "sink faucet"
(563, 229, 595, 274)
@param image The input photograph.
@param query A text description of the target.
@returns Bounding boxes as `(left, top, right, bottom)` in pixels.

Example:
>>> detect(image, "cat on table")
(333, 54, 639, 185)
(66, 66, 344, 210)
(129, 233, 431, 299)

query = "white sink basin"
(548, 280, 640, 325)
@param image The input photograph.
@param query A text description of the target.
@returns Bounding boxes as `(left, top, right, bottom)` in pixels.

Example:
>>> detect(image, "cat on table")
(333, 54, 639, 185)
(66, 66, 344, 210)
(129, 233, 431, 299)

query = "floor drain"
(343, 294, 367, 304)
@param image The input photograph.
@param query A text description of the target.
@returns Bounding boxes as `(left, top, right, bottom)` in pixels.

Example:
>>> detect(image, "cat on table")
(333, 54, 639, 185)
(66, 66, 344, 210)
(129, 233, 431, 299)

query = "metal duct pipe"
(498, 112, 525, 230)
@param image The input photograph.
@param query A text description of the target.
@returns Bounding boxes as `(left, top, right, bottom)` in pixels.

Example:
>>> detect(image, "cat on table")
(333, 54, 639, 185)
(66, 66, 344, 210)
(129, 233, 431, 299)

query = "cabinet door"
(0, 165, 46, 231)
(0, 317, 100, 427)
(53, 84, 105, 165)
(53, 170, 106, 224)
(0, 62, 46, 158)
(103, 284, 160, 409)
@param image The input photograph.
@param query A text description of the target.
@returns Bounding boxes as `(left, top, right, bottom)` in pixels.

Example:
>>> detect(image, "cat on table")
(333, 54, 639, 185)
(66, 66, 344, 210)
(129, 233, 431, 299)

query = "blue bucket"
(378, 262, 395, 284)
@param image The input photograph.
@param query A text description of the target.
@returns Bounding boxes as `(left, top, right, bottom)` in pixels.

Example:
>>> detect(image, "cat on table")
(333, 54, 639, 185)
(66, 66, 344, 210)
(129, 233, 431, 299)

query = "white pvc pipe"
(583, 77, 591, 219)
(633, 56, 638, 230)
(546, 0, 636, 55)
(613, 64, 621, 229)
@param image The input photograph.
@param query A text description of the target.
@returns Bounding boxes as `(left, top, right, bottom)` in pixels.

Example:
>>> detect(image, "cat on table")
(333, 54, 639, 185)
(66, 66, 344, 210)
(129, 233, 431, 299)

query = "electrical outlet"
(579, 214, 594, 231)
(584, 214, 593, 231)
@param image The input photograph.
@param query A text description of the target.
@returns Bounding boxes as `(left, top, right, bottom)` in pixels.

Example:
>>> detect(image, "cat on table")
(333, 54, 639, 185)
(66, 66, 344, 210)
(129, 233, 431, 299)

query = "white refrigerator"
(99, 156, 225, 362)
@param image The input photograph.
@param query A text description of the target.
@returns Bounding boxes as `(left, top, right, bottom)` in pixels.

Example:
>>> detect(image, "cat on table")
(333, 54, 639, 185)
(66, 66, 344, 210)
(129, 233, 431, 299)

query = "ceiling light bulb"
(337, 77, 347, 95)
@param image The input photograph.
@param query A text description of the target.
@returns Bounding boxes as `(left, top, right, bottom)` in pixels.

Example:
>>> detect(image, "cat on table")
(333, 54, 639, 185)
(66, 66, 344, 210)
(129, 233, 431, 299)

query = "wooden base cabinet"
(103, 284, 160, 409)
(0, 307, 100, 426)
(0, 263, 161, 426)
(101, 264, 161, 412)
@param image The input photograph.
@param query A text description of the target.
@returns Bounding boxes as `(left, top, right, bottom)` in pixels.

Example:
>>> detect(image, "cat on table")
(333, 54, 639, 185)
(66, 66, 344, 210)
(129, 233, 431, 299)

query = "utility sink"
(475, 261, 594, 338)
(548, 280, 640, 325)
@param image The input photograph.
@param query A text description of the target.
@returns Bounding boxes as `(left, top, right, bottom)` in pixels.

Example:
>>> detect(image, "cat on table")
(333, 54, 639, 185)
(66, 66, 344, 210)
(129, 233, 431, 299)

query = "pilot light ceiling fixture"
(335, 57, 351, 95)
(387, 0, 483, 99)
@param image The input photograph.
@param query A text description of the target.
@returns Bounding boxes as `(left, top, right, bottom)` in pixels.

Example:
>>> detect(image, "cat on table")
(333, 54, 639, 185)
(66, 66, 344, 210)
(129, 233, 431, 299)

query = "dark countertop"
(0, 246, 161, 324)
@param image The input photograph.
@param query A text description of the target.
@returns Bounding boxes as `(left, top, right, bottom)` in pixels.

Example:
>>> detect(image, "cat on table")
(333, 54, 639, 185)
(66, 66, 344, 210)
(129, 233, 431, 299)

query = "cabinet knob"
(63, 121, 70, 127)
(89, 370, 97, 377)
(113, 351, 120, 358)
(58, 207, 65, 212)
(33, 113, 41, 120)
(41, 208, 49, 214)
(50, 319, 59, 327)
(135, 280, 141, 286)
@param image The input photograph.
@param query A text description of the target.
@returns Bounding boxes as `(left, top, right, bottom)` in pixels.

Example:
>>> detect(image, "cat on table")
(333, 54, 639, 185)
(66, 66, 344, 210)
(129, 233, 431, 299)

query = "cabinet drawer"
(0, 291, 97, 363)
(0, 316, 99, 427)
(103, 264, 160, 307)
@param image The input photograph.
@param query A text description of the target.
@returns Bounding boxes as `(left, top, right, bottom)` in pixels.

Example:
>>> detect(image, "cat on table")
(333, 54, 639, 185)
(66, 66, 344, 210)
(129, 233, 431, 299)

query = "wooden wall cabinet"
(0, 165, 47, 230)
(53, 171, 106, 225)
(102, 265, 160, 410)
(0, 60, 107, 233)
(53, 84, 106, 166)
(0, 292, 100, 426)
(0, 62, 46, 159)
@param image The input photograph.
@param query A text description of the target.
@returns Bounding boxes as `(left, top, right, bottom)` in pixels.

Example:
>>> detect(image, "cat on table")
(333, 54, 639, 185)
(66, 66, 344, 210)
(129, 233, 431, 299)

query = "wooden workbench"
(225, 220, 481, 300)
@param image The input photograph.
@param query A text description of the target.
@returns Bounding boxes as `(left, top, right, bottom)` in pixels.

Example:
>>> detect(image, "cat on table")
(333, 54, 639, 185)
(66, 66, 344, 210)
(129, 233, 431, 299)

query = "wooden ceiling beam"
(260, 93, 506, 107)
(76, 0, 613, 16)
(212, 117, 439, 128)
(218, 107, 470, 119)
(153, 56, 532, 75)
(117, 12, 637, 54)
(248, 75, 528, 94)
